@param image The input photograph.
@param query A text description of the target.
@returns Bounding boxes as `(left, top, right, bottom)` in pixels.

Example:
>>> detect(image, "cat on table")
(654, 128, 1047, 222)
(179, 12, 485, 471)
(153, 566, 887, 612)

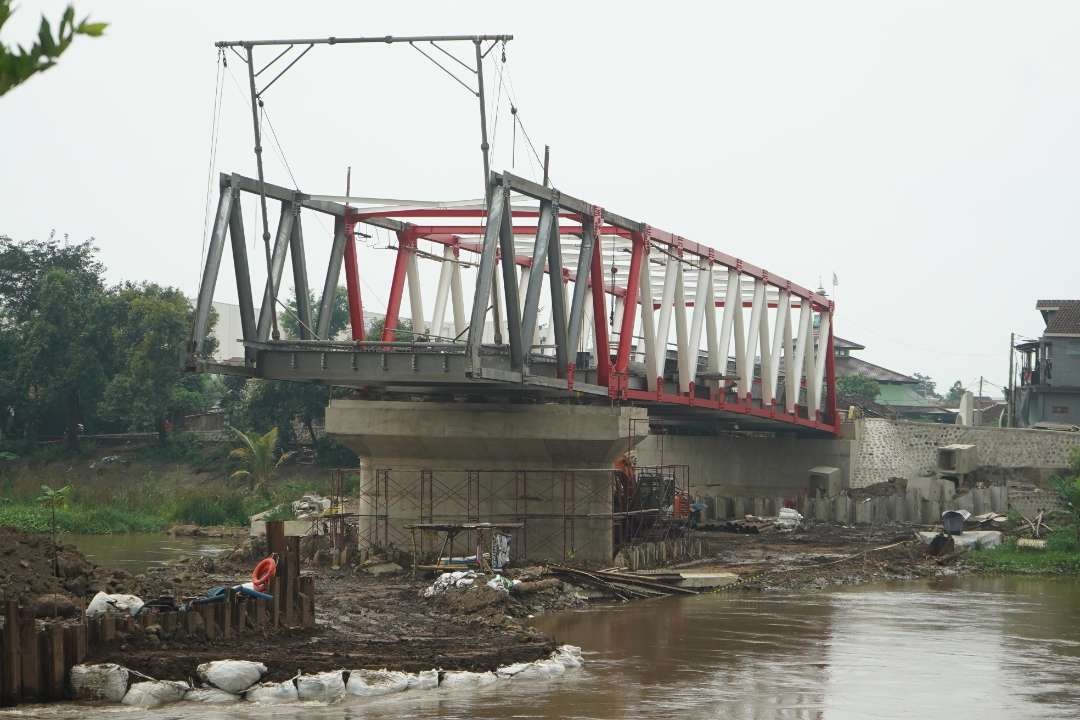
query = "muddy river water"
(5, 575, 1080, 720)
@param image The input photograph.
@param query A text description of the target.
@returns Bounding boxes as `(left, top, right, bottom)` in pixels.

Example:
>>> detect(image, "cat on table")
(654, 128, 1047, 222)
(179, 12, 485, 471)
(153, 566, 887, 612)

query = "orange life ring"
(252, 556, 277, 592)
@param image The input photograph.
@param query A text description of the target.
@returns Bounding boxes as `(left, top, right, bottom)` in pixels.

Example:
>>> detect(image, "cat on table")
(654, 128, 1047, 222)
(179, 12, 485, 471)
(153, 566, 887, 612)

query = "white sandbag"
(122, 680, 189, 708)
(440, 670, 497, 689)
(496, 658, 561, 681)
(296, 671, 346, 702)
(196, 659, 267, 694)
(553, 644, 584, 669)
(185, 687, 241, 704)
(245, 680, 298, 704)
(346, 669, 411, 696)
(86, 591, 144, 617)
(69, 663, 130, 702)
(422, 570, 478, 597)
(407, 669, 440, 690)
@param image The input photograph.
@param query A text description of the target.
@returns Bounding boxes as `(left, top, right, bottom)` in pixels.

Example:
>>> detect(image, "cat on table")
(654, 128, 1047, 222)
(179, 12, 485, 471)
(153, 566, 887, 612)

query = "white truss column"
(717, 267, 741, 397)
(782, 300, 795, 412)
(758, 290, 774, 405)
(638, 254, 659, 390)
(767, 289, 790, 405)
(450, 252, 465, 339)
(703, 269, 720, 396)
(687, 263, 712, 387)
(812, 309, 831, 416)
(741, 279, 766, 399)
(430, 246, 454, 339)
(406, 249, 425, 335)
(673, 267, 690, 393)
(655, 256, 679, 375)
(790, 300, 813, 414)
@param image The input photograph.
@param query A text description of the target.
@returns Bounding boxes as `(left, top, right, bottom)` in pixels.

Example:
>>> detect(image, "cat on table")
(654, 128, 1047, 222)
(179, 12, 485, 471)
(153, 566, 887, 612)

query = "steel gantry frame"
(189, 169, 838, 435)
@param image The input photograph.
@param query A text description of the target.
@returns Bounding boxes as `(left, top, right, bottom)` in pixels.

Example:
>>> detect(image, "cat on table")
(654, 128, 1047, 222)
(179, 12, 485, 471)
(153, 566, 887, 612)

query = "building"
(833, 336, 952, 421)
(1016, 300, 1080, 427)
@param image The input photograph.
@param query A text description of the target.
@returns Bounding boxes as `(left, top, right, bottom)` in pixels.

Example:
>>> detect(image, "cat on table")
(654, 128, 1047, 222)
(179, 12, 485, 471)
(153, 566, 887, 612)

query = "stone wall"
(849, 418, 1080, 488)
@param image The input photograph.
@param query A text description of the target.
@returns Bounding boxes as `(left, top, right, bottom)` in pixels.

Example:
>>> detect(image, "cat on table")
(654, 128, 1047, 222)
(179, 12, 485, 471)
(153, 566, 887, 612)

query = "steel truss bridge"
(188, 171, 838, 436)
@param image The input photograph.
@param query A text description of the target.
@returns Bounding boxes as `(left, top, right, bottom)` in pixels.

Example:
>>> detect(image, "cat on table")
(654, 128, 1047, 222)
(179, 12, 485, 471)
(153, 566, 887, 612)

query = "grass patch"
(970, 527, 1080, 574)
(0, 502, 165, 534)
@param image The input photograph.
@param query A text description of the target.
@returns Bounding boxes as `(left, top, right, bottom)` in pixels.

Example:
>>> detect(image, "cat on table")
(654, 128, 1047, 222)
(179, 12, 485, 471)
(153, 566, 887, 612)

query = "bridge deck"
(189, 171, 838, 436)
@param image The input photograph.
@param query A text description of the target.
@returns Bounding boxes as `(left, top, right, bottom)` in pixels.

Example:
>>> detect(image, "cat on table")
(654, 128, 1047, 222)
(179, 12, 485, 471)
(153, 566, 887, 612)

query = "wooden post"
(221, 593, 233, 640)
(285, 536, 300, 627)
(199, 604, 218, 640)
(45, 624, 64, 701)
(299, 576, 316, 628)
(2, 601, 21, 706)
(18, 610, 39, 703)
(101, 614, 116, 643)
(232, 596, 244, 637)
(267, 520, 286, 558)
(63, 624, 85, 670)
(269, 578, 280, 628)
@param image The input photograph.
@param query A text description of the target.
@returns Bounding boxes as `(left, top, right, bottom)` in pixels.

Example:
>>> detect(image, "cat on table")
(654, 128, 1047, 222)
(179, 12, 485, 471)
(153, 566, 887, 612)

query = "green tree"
(836, 375, 881, 407)
(238, 378, 327, 447)
(944, 380, 967, 406)
(1052, 449, 1080, 543)
(0, 234, 107, 447)
(16, 268, 109, 449)
(229, 426, 292, 497)
(36, 483, 71, 575)
(281, 285, 351, 341)
(912, 372, 939, 399)
(366, 316, 417, 342)
(0, 2, 106, 96)
(99, 283, 219, 443)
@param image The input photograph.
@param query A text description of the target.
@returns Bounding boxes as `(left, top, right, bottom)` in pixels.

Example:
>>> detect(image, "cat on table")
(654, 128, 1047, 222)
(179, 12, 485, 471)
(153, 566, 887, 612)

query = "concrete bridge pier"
(326, 400, 648, 562)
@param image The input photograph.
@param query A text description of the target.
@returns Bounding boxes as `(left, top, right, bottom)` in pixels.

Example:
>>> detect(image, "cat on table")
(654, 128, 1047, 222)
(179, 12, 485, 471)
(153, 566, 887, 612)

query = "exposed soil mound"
(0, 526, 132, 602)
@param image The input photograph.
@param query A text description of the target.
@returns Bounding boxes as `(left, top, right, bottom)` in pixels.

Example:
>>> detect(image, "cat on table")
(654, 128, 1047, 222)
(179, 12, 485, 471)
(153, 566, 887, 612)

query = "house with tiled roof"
(1016, 300, 1080, 427)
(833, 335, 952, 421)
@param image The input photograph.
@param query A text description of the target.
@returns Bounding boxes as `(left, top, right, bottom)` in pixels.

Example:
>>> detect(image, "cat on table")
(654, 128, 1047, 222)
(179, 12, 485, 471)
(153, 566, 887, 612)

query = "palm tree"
(229, 427, 292, 496)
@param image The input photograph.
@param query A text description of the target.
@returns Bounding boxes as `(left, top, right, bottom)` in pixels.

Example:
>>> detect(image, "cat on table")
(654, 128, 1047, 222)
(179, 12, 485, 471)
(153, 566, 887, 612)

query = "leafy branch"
(0, 2, 107, 96)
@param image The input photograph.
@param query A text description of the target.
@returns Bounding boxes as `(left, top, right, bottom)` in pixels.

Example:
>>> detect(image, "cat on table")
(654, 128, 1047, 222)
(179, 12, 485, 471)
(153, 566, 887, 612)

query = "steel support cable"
(261, 102, 301, 190)
(196, 50, 226, 294)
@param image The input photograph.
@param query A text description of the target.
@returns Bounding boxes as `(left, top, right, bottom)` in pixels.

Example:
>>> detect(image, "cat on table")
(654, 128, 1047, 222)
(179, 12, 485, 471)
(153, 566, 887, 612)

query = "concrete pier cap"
(327, 399, 649, 468)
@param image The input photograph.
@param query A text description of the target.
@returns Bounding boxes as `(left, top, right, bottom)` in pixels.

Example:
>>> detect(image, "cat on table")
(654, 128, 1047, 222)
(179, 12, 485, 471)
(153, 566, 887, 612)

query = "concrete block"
(854, 498, 873, 525)
(890, 495, 906, 523)
(833, 496, 851, 524)
(941, 480, 956, 505)
(916, 530, 1002, 551)
(905, 490, 920, 521)
(678, 572, 739, 589)
(815, 497, 830, 522)
(990, 485, 1007, 513)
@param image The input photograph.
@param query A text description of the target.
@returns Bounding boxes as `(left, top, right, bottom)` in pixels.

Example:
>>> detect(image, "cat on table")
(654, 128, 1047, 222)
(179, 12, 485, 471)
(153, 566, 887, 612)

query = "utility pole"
(978, 375, 984, 426)
(1007, 332, 1015, 427)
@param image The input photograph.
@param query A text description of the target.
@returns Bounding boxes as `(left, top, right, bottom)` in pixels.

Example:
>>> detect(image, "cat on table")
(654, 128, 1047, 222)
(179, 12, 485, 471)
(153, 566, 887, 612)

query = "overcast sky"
(4, 1, 1078, 396)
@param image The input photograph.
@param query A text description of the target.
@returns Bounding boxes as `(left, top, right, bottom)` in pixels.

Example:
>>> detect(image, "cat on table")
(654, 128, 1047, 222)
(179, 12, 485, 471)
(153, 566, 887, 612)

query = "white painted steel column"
(812, 309, 831, 415)
(687, 263, 711, 386)
(758, 295, 773, 405)
(450, 257, 465, 338)
(430, 246, 454, 339)
(406, 250, 425, 334)
(704, 270, 720, 395)
(768, 289, 790, 404)
(717, 267, 740, 395)
(741, 279, 765, 399)
(803, 309, 820, 414)
(673, 268, 690, 393)
(638, 256, 658, 390)
(655, 257, 679, 374)
(782, 301, 795, 412)
(790, 300, 813, 414)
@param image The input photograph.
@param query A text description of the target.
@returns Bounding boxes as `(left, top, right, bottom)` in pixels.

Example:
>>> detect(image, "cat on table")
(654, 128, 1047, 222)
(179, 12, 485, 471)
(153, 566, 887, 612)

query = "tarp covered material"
(296, 671, 346, 702)
(422, 570, 478, 597)
(406, 669, 440, 691)
(69, 663, 130, 702)
(347, 669, 412, 696)
(185, 687, 241, 704)
(197, 660, 267, 694)
(246, 680, 299, 704)
(122, 680, 189, 708)
(86, 592, 144, 617)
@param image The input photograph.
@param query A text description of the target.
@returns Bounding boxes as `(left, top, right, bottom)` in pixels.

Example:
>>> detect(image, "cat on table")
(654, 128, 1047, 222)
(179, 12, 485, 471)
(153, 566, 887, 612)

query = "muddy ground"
(2, 522, 967, 683)
(690, 522, 962, 593)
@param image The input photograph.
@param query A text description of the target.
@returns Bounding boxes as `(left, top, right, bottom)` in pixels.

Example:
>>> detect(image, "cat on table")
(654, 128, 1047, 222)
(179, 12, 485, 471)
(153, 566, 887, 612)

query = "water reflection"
(66, 533, 232, 573)
(4, 576, 1080, 720)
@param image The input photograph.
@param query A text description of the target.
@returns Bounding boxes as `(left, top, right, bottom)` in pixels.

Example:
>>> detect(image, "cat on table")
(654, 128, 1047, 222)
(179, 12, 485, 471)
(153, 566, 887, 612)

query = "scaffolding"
(337, 463, 690, 564)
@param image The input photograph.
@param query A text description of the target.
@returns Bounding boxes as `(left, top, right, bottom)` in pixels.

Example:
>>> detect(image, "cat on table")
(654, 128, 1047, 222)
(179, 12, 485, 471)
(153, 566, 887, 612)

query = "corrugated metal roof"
(832, 335, 866, 350)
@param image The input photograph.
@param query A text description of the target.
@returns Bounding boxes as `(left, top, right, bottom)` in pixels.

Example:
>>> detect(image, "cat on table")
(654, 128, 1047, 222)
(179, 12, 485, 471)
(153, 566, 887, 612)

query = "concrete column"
(327, 400, 648, 563)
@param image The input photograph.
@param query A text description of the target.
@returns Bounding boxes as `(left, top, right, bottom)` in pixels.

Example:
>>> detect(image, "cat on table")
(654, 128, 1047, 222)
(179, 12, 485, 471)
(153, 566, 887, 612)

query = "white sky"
(4, 1, 1079, 396)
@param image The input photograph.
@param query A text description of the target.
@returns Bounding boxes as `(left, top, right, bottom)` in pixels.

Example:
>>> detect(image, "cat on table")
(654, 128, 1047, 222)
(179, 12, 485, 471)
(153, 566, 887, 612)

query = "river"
(64, 533, 234, 574)
(5, 575, 1079, 719)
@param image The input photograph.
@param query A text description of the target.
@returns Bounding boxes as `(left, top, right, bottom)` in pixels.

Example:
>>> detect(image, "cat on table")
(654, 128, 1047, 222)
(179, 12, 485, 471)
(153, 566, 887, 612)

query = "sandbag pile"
(67, 645, 584, 707)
